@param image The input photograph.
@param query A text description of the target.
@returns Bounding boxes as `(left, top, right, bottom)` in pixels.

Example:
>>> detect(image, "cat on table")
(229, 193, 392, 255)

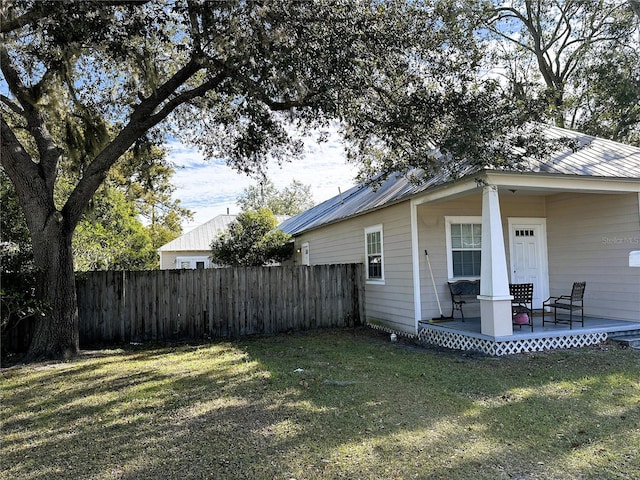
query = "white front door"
(508, 218, 549, 309)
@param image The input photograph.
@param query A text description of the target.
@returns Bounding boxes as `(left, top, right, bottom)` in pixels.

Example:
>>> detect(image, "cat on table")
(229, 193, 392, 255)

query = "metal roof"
(530, 127, 640, 177)
(160, 213, 291, 252)
(279, 126, 640, 236)
(159, 214, 238, 251)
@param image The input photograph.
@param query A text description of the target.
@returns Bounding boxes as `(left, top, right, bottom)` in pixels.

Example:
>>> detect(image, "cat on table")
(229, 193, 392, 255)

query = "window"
(445, 217, 482, 278)
(364, 225, 384, 282)
(301, 242, 310, 266)
(176, 256, 210, 269)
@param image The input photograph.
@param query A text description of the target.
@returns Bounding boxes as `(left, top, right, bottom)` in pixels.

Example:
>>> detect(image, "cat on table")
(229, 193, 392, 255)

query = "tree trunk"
(26, 219, 79, 360)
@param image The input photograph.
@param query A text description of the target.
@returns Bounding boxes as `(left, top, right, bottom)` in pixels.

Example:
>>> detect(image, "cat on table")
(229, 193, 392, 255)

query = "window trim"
(175, 256, 210, 270)
(301, 242, 310, 266)
(445, 216, 482, 280)
(364, 224, 385, 284)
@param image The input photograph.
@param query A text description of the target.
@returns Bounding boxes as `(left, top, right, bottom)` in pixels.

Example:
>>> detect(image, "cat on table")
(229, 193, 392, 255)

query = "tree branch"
(0, 0, 150, 33)
(0, 44, 61, 194)
(62, 60, 224, 228)
(0, 93, 24, 116)
(208, 58, 323, 112)
(1, 116, 52, 232)
(0, 4, 52, 34)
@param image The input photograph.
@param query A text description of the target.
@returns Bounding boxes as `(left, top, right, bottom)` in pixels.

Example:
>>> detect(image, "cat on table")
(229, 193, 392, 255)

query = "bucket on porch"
(514, 312, 529, 325)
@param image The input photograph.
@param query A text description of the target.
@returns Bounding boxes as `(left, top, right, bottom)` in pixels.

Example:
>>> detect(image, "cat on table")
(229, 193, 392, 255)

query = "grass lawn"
(2, 328, 639, 480)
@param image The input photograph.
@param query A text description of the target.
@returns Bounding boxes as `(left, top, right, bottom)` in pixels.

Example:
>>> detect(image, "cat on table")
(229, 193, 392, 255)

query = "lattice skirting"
(417, 328, 608, 356)
(368, 322, 416, 339)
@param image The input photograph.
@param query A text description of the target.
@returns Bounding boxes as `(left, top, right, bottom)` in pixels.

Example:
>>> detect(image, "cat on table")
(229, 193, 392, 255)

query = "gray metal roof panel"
(279, 126, 640, 236)
(160, 213, 291, 252)
(532, 127, 640, 177)
(159, 214, 238, 251)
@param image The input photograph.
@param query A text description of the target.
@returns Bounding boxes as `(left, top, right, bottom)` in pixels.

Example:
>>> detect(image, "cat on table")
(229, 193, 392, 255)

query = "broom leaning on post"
(425, 250, 454, 322)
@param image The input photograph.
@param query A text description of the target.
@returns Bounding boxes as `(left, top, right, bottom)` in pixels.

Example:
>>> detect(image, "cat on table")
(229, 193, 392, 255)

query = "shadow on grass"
(1, 328, 638, 479)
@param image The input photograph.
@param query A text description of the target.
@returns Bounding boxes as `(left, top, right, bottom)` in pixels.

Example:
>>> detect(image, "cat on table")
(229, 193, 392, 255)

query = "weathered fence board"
(75, 264, 364, 345)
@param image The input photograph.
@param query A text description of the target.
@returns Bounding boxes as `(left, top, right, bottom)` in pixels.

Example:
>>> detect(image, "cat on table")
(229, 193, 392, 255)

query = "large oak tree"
(1, 0, 552, 360)
(0, 0, 413, 359)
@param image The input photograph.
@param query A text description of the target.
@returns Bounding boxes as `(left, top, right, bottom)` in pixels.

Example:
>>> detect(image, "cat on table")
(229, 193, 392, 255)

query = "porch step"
(609, 335, 640, 350)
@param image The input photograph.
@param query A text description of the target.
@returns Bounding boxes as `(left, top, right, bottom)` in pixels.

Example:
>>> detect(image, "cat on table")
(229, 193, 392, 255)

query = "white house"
(158, 214, 237, 270)
(279, 126, 640, 354)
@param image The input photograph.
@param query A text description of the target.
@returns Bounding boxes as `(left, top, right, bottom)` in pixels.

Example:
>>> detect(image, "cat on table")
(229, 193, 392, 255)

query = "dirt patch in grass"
(2, 327, 639, 479)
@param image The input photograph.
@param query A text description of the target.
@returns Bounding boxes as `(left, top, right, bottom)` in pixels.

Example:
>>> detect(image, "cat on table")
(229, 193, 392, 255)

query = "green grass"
(2, 328, 639, 479)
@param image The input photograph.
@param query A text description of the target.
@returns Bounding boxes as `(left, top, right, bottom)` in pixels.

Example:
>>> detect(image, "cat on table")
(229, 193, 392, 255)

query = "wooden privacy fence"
(77, 264, 365, 344)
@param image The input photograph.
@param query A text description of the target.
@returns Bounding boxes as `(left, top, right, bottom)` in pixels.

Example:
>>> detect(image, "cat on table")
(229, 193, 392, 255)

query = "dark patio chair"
(542, 282, 586, 329)
(510, 283, 534, 331)
(447, 279, 480, 321)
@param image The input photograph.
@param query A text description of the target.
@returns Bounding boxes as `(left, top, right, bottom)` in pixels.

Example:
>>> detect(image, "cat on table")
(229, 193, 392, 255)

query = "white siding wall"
(415, 194, 547, 321)
(159, 250, 210, 270)
(292, 202, 415, 332)
(417, 195, 482, 321)
(546, 192, 640, 321)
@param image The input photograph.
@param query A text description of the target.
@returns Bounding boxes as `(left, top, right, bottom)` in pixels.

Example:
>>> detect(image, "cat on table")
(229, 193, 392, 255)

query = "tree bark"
(2, 114, 79, 360)
(26, 220, 80, 360)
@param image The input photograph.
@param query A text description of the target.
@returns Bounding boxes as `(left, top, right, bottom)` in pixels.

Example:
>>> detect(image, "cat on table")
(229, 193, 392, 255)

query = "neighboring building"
(159, 214, 237, 269)
(159, 213, 291, 269)
(279, 126, 640, 340)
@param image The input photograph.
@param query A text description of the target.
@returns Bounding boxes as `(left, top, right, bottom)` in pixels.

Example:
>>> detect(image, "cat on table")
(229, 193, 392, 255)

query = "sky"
(168, 129, 358, 232)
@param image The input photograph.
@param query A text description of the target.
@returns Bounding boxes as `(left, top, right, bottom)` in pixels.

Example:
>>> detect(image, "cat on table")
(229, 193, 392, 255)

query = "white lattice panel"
(417, 328, 607, 356)
(368, 323, 608, 356)
(368, 323, 416, 339)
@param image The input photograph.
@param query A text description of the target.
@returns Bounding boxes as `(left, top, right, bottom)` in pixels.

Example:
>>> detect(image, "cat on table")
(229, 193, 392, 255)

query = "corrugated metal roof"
(160, 214, 291, 252)
(279, 126, 640, 236)
(532, 127, 640, 177)
(159, 214, 238, 251)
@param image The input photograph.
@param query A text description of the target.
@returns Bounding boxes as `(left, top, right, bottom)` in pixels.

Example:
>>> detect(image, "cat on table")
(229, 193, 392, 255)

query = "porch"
(417, 314, 640, 356)
(409, 173, 640, 347)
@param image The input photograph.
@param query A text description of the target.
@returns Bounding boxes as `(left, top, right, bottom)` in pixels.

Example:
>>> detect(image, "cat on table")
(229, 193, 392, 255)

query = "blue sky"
(168, 129, 357, 231)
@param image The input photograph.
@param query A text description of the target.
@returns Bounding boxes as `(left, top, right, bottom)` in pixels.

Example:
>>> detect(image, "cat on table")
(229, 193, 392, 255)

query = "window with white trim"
(364, 225, 384, 282)
(445, 217, 482, 278)
(301, 242, 310, 266)
(176, 256, 210, 269)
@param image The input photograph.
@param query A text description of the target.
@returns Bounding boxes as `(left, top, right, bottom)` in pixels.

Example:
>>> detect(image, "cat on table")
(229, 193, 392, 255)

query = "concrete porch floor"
(417, 313, 640, 355)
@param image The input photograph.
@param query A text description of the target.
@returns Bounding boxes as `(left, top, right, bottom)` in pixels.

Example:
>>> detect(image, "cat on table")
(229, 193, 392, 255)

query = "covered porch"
(408, 169, 640, 354)
(417, 314, 640, 356)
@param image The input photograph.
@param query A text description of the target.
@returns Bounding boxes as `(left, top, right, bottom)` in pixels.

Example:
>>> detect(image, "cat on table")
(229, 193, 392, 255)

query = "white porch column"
(478, 185, 513, 336)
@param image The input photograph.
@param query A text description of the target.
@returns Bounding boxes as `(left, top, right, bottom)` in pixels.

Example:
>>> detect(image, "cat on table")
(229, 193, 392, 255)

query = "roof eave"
(289, 170, 640, 237)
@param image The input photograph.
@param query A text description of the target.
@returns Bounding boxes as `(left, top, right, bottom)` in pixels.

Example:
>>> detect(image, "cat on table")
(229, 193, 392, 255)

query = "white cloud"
(168, 130, 357, 232)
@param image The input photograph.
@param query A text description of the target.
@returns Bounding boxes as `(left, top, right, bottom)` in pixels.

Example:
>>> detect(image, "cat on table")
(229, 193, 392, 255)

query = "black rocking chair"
(510, 283, 534, 332)
(542, 282, 586, 329)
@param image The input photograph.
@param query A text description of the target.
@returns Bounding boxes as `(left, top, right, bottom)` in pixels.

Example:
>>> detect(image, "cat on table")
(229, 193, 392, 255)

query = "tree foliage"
(111, 143, 193, 249)
(210, 209, 292, 267)
(72, 186, 157, 271)
(1, 0, 585, 359)
(477, 0, 640, 144)
(236, 179, 314, 216)
(1, 144, 188, 273)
